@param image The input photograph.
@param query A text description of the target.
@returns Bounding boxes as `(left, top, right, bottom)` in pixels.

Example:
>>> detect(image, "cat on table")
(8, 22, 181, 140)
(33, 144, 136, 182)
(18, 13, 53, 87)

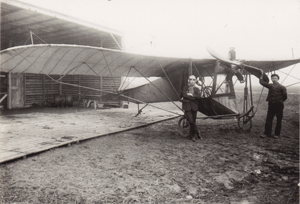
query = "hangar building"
(1, 0, 124, 109)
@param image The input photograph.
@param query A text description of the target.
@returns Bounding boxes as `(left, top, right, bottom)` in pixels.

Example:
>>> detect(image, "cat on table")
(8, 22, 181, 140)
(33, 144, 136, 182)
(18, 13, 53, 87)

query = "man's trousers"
(185, 110, 199, 137)
(264, 102, 284, 136)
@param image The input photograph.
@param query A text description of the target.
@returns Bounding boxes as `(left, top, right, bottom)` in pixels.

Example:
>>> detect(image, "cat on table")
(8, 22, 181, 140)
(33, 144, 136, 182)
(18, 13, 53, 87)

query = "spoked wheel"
(238, 115, 253, 131)
(200, 86, 212, 98)
(237, 106, 254, 131)
(178, 116, 190, 137)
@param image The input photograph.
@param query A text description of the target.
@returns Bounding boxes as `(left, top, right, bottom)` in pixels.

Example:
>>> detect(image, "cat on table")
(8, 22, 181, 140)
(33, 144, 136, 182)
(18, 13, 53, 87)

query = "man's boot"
(190, 125, 196, 142)
(196, 130, 202, 140)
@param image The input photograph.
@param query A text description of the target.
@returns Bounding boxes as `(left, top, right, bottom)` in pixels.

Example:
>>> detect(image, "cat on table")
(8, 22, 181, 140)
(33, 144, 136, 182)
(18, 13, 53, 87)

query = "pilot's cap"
(271, 74, 279, 79)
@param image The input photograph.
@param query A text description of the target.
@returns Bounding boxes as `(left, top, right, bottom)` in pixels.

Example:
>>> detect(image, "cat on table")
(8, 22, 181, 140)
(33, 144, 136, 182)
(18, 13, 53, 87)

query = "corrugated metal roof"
(1, 0, 124, 50)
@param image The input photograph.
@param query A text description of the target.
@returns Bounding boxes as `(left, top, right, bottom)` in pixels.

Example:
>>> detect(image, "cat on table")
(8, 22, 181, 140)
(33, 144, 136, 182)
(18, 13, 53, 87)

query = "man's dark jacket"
(259, 79, 287, 103)
(181, 86, 202, 111)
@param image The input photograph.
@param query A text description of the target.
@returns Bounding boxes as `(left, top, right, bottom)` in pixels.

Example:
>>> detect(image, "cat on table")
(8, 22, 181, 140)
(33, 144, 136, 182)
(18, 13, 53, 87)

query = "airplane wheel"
(238, 115, 252, 132)
(178, 116, 190, 137)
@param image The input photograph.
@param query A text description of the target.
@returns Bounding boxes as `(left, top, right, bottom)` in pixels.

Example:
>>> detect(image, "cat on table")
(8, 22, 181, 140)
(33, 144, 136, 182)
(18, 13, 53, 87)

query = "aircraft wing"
(2, 44, 298, 78)
(242, 59, 300, 72)
(0, 44, 216, 77)
(207, 46, 300, 74)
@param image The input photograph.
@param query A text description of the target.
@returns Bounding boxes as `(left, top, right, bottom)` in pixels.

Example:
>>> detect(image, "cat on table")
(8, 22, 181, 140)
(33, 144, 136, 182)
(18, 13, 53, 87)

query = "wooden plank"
(1, 137, 52, 149)
(0, 151, 26, 163)
(0, 111, 180, 164)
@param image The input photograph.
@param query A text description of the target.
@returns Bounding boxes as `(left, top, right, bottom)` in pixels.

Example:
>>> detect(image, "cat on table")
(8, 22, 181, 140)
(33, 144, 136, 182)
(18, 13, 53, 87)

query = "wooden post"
(7, 72, 11, 109)
(42, 74, 45, 103)
(24, 73, 26, 107)
(59, 76, 62, 95)
(30, 31, 34, 45)
(78, 75, 81, 100)
(100, 75, 103, 102)
(189, 59, 192, 76)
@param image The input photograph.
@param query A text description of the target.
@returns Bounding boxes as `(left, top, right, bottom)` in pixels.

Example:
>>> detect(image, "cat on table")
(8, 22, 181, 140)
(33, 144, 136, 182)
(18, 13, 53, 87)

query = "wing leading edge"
(0, 44, 216, 78)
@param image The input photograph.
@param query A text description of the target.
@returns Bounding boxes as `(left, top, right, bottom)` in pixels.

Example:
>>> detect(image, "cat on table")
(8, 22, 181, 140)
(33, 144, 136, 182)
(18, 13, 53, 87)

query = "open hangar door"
(4, 73, 122, 109)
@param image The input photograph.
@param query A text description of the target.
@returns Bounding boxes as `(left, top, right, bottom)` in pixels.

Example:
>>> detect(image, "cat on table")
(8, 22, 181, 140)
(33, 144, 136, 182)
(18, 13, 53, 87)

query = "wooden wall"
(22, 73, 121, 107)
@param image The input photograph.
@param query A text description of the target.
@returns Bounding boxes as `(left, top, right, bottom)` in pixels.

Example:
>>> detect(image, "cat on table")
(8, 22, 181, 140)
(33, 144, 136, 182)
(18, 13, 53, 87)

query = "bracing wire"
(45, 74, 183, 116)
(131, 66, 183, 112)
(281, 64, 297, 84)
(155, 58, 180, 97)
(101, 50, 118, 91)
(30, 31, 48, 44)
(119, 67, 132, 91)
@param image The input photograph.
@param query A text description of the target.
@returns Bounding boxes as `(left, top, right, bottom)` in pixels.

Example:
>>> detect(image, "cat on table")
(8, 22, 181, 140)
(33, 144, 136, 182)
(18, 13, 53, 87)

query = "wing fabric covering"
(1, 44, 298, 78)
(101, 68, 185, 103)
(198, 97, 237, 116)
(0, 44, 216, 78)
(2, 44, 300, 106)
(243, 59, 300, 72)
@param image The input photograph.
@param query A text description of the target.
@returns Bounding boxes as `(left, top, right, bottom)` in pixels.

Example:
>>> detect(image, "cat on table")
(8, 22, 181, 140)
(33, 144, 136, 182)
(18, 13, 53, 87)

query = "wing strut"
(110, 33, 122, 50)
(135, 103, 149, 117)
(44, 73, 182, 116)
(119, 66, 136, 91)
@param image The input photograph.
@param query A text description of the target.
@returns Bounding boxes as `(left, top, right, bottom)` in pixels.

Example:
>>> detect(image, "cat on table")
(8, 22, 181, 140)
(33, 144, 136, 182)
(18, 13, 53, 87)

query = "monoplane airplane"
(1, 44, 300, 131)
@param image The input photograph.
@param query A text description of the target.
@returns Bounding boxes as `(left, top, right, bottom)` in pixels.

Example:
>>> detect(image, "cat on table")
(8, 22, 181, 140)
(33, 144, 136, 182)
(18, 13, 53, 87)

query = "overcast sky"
(17, 0, 300, 86)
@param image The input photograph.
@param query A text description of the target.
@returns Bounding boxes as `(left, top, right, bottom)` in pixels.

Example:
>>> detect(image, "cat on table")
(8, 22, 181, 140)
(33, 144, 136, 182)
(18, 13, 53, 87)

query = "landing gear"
(177, 115, 190, 137)
(238, 71, 255, 132)
(237, 106, 254, 131)
(178, 115, 189, 128)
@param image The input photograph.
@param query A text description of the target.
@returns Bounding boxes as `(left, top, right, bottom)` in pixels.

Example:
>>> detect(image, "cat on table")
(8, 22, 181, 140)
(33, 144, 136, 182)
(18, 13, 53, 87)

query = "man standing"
(181, 75, 202, 142)
(259, 72, 287, 138)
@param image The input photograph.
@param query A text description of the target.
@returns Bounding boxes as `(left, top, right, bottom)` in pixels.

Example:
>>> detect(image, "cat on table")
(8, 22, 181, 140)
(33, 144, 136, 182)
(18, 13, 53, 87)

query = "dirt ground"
(0, 92, 299, 204)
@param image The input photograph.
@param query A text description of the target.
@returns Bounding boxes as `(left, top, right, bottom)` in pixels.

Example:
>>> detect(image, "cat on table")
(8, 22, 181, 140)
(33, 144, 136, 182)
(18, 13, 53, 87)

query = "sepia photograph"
(0, 0, 299, 203)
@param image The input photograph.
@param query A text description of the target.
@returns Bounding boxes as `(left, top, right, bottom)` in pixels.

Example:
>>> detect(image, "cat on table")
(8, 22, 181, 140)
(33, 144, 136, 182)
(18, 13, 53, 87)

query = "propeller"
(206, 46, 242, 66)
(206, 46, 269, 83)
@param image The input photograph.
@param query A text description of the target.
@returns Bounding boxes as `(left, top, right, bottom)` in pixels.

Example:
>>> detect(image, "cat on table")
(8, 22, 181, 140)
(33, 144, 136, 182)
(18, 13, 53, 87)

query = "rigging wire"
(119, 66, 133, 91)
(118, 66, 140, 92)
(9, 48, 48, 73)
(131, 66, 183, 112)
(277, 67, 300, 87)
(30, 31, 48, 44)
(281, 65, 297, 84)
(286, 81, 300, 87)
(121, 76, 139, 91)
(155, 57, 180, 97)
(83, 62, 100, 76)
(277, 69, 300, 81)
(11, 45, 182, 115)
(110, 33, 122, 50)
(243, 72, 248, 115)
(255, 86, 265, 114)
(44, 74, 183, 116)
(23, 34, 31, 45)
(101, 50, 118, 91)
(244, 62, 264, 115)
(192, 63, 211, 97)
